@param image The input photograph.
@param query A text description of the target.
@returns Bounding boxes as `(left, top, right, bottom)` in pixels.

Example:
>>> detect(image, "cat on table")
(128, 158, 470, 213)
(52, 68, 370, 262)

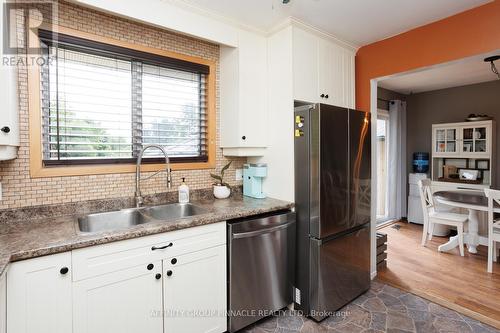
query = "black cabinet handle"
(320, 94, 325, 98)
(151, 242, 173, 251)
(241, 136, 246, 140)
(147, 263, 154, 270)
(155, 273, 162, 280)
(1, 126, 10, 133)
(171, 258, 177, 265)
(60, 267, 69, 275)
(325, 94, 329, 99)
(166, 270, 173, 277)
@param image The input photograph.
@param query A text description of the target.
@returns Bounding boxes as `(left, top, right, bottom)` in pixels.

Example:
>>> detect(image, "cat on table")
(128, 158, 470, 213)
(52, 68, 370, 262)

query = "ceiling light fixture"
(484, 55, 500, 79)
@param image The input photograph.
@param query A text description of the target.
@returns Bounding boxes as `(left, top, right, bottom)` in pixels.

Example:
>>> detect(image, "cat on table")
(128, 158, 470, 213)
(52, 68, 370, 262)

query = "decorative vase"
(213, 185, 230, 199)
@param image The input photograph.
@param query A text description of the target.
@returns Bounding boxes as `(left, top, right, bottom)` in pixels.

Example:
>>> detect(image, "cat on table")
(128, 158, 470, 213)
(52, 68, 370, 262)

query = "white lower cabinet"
(5, 222, 227, 333)
(7, 252, 72, 333)
(1, 269, 6, 333)
(163, 245, 226, 333)
(73, 261, 163, 333)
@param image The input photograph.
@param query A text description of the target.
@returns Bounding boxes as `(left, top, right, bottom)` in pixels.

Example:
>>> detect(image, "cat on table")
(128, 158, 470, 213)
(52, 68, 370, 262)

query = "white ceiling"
(378, 52, 500, 94)
(174, 0, 491, 46)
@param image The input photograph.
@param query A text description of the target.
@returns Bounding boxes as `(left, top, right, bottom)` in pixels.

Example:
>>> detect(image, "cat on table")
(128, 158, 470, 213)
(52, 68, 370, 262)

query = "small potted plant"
(211, 161, 232, 199)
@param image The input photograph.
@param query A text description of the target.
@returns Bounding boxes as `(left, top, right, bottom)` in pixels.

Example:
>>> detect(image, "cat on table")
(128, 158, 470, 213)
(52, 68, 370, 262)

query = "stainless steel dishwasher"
(228, 210, 296, 332)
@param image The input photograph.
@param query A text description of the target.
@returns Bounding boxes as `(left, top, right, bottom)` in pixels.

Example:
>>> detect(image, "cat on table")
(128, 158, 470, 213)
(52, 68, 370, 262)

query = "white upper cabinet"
(292, 26, 355, 108)
(0, 0, 19, 161)
(7, 253, 73, 333)
(292, 27, 319, 104)
(432, 121, 494, 158)
(220, 24, 355, 158)
(220, 30, 268, 156)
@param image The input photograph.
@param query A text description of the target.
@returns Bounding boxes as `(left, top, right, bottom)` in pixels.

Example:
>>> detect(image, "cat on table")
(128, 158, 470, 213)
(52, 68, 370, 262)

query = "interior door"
(349, 109, 371, 229)
(309, 225, 370, 321)
(73, 261, 163, 333)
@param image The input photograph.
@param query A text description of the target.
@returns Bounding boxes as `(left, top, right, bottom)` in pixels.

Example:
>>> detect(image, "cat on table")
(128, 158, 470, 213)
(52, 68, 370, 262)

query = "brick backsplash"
(0, 0, 245, 211)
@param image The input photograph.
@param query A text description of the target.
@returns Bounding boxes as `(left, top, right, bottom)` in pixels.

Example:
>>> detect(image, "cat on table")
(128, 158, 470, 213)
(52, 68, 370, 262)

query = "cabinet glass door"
(462, 126, 487, 153)
(435, 128, 457, 153)
(474, 127, 487, 153)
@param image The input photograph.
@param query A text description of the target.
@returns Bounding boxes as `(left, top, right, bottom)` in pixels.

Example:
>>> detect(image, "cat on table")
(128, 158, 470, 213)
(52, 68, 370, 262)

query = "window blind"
(40, 34, 209, 165)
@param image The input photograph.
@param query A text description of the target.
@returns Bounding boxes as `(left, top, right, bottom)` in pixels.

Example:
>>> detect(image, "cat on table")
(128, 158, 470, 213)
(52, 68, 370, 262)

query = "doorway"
(376, 109, 389, 224)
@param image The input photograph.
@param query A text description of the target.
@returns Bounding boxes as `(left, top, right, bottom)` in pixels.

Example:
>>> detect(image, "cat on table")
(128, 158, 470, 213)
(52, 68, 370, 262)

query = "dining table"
(433, 190, 499, 254)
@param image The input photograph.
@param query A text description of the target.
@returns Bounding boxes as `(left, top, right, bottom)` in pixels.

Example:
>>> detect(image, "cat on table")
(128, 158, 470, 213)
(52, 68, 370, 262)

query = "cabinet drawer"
(72, 222, 226, 281)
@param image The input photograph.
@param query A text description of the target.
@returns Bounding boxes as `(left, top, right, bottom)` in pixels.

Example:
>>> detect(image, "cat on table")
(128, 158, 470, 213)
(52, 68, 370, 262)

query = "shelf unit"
(431, 120, 496, 189)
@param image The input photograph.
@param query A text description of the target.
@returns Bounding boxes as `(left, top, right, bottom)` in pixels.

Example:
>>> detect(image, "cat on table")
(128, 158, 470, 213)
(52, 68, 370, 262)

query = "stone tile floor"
(241, 281, 499, 333)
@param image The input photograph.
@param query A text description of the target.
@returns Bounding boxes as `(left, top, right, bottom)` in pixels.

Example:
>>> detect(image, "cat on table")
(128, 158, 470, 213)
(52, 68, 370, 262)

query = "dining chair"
(483, 189, 500, 273)
(418, 179, 468, 256)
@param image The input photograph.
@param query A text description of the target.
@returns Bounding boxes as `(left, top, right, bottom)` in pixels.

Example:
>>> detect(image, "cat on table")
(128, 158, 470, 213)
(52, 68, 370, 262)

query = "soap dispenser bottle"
(178, 177, 190, 203)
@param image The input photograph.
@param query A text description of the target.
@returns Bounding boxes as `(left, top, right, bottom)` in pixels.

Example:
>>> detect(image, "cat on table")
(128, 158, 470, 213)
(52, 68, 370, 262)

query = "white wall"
(249, 26, 294, 202)
(73, 0, 239, 47)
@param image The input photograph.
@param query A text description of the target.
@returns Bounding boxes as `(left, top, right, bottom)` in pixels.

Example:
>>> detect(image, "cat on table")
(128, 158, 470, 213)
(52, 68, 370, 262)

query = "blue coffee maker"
(243, 163, 267, 199)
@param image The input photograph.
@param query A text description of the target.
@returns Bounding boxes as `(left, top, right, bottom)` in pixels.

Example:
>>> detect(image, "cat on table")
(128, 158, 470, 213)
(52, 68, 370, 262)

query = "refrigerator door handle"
(232, 221, 295, 239)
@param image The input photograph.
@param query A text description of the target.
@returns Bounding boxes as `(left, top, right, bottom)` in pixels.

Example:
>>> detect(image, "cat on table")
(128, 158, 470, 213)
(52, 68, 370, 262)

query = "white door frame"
(376, 109, 390, 224)
(370, 79, 378, 279)
(368, 49, 500, 279)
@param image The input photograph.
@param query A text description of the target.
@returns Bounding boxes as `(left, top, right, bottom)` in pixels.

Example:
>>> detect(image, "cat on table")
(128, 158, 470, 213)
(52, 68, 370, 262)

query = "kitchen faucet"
(135, 144, 172, 207)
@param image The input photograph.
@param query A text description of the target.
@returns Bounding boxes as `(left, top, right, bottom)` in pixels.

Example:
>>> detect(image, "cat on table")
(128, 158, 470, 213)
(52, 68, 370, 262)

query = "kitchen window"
(28, 26, 216, 177)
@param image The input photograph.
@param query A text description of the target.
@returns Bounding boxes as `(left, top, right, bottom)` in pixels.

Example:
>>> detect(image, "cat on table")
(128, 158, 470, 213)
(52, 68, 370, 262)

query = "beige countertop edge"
(0, 198, 294, 279)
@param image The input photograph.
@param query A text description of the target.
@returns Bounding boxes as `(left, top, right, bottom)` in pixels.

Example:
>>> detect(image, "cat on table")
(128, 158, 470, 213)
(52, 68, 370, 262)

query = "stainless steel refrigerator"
(294, 103, 371, 321)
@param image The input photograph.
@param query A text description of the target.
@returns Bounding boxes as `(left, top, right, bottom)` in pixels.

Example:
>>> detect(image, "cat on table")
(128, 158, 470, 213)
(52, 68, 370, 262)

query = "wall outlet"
(235, 169, 243, 181)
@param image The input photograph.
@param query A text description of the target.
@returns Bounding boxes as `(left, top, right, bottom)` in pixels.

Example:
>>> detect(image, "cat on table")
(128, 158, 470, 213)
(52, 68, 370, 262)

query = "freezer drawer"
(309, 225, 370, 321)
(228, 211, 296, 332)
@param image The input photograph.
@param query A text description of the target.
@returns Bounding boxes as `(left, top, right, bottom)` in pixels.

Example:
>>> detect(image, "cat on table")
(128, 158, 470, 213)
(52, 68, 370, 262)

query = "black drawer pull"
(166, 270, 173, 277)
(151, 242, 173, 251)
(155, 273, 162, 280)
(1, 126, 10, 133)
(60, 267, 69, 275)
(147, 263, 154, 270)
(171, 258, 177, 265)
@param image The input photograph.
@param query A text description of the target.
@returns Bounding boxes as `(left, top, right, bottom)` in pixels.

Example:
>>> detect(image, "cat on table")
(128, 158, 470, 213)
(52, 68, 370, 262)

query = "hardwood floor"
(377, 221, 500, 329)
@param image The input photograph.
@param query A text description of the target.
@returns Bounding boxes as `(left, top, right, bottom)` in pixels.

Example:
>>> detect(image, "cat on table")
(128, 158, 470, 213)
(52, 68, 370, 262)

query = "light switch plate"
(235, 169, 243, 181)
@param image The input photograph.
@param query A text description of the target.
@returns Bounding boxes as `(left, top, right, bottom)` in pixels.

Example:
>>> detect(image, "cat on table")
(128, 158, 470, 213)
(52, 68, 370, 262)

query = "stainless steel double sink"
(78, 203, 208, 233)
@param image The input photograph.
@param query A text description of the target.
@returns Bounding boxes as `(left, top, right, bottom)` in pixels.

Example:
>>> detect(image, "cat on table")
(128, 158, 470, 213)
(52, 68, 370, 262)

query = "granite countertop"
(0, 195, 293, 278)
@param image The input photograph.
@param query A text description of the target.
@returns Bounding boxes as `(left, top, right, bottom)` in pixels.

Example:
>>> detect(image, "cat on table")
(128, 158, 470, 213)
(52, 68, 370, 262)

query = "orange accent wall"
(355, 0, 500, 112)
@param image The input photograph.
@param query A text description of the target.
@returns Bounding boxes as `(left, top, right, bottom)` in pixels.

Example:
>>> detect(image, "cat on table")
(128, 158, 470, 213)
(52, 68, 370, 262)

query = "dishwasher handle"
(232, 221, 295, 239)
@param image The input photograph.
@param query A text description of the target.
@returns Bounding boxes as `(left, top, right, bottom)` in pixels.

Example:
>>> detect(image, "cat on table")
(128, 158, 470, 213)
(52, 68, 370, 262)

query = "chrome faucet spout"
(135, 144, 172, 207)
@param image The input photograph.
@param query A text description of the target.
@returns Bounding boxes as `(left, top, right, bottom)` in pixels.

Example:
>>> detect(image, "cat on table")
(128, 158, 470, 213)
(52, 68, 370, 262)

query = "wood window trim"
(28, 21, 216, 178)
